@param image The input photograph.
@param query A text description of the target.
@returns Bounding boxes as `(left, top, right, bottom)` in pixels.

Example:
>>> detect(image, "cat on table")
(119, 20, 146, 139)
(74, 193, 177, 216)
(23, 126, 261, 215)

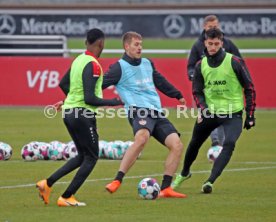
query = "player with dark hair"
(36, 28, 123, 207)
(187, 14, 243, 158)
(172, 28, 256, 193)
(103, 31, 187, 198)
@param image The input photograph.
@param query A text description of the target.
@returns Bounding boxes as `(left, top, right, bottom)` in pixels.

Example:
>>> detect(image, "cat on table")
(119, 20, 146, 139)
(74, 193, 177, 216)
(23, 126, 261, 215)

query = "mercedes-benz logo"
(0, 14, 16, 35)
(163, 14, 185, 38)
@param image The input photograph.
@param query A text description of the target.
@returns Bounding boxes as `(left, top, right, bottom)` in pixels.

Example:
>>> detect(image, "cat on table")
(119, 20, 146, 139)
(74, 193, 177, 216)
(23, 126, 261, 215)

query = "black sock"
(46, 178, 53, 187)
(61, 191, 72, 199)
(161, 175, 173, 190)
(180, 169, 190, 177)
(115, 171, 125, 183)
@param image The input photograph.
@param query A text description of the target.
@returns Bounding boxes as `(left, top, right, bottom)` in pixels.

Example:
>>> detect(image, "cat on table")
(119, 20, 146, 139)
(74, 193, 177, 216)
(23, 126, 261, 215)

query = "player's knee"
(171, 139, 183, 154)
(134, 130, 150, 147)
(135, 135, 149, 147)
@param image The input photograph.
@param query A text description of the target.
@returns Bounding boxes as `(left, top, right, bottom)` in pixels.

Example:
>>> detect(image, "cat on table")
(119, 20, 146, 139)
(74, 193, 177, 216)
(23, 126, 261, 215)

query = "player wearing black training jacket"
(187, 15, 242, 154)
(103, 31, 187, 198)
(172, 28, 256, 194)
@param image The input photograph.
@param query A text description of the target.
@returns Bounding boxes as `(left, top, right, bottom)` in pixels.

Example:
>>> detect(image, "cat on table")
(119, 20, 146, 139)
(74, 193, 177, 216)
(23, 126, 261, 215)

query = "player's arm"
(232, 56, 256, 117)
(149, 59, 183, 100)
(59, 68, 70, 95)
(83, 62, 123, 106)
(102, 62, 122, 89)
(192, 61, 208, 111)
(187, 41, 202, 81)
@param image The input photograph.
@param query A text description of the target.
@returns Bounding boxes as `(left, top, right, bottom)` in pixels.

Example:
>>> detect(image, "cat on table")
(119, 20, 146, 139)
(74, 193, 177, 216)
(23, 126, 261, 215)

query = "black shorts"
(128, 108, 180, 145)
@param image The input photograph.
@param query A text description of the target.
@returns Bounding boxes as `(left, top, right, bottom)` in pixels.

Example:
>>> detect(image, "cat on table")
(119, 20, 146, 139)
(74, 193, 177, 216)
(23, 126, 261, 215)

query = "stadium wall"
(0, 57, 274, 108)
(1, 9, 276, 38)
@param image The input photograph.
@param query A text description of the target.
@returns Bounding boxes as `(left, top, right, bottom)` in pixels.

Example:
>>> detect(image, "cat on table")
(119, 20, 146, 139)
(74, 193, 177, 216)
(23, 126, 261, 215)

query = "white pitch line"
(0, 166, 275, 190)
(4, 160, 276, 164)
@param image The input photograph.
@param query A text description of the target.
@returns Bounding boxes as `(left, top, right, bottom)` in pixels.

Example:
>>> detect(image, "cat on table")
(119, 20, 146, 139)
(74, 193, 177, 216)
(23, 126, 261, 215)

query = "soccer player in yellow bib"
(36, 29, 122, 207)
(172, 28, 256, 194)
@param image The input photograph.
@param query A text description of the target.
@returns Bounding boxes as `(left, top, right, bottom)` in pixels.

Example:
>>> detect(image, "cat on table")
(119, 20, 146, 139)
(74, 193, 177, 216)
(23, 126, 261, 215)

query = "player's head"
(122, 31, 142, 59)
(85, 28, 105, 57)
(203, 15, 219, 31)
(204, 28, 224, 55)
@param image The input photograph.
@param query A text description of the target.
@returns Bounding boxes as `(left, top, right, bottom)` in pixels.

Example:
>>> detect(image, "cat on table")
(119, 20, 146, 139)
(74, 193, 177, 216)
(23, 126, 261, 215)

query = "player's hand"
(53, 100, 63, 112)
(243, 114, 255, 130)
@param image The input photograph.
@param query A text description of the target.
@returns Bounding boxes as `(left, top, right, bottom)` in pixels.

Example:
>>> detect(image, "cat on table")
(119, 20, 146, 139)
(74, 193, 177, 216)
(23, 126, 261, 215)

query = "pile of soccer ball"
(21, 140, 135, 161)
(99, 140, 134, 160)
(137, 178, 160, 200)
(207, 145, 223, 163)
(0, 142, 13, 160)
(21, 141, 73, 161)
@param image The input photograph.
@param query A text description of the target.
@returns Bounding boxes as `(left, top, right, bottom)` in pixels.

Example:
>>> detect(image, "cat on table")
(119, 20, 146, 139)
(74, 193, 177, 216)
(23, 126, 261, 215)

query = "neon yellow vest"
(201, 53, 244, 114)
(63, 53, 103, 113)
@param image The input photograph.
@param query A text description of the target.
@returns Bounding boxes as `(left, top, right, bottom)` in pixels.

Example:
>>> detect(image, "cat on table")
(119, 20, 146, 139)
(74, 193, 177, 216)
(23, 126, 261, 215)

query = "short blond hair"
(204, 15, 218, 25)
(122, 31, 142, 46)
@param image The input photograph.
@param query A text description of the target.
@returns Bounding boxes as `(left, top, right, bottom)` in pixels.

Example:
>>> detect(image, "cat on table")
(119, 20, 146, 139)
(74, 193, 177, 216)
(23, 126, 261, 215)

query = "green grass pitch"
(68, 37, 276, 58)
(0, 108, 275, 222)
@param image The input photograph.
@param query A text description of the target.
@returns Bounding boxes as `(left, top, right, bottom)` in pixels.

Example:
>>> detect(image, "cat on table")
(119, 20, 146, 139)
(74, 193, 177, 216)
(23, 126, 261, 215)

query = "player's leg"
(36, 108, 84, 205)
(152, 118, 186, 198)
(46, 111, 85, 186)
(105, 112, 155, 193)
(210, 125, 225, 146)
(57, 109, 99, 206)
(118, 128, 150, 174)
(203, 113, 242, 193)
(172, 117, 218, 189)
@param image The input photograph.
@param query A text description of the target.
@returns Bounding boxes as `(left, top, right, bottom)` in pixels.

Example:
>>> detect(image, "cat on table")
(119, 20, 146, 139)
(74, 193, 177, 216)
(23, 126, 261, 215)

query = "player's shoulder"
(231, 54, 243, 64)
(195, 58, 203, 66)
(91, 61, 102, 77)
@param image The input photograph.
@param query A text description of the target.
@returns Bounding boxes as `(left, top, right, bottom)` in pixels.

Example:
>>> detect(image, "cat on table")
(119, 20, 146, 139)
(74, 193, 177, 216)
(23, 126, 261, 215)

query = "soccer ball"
(37, 142, 51, 160)
(63, 141, 78, 160)
(49, 141, 65, 160)
(102, 142, 116, 159)
(21, 143, 39, 161)
(0, 149, 4, 160)
(207, 145, 223, 163)
(137, 178, 160, 200)
(99, 140, 108, 158)
(0, 142, 13, 160)
(99, 140, 109, 158)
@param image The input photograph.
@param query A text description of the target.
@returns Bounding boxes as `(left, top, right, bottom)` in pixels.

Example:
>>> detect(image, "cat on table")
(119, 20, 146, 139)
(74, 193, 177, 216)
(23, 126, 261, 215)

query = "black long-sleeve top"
(187, 31, 241, 81)
(102, 53, 183, 100)
(59, 51, 122, 107)
(193, 48, 256, 116)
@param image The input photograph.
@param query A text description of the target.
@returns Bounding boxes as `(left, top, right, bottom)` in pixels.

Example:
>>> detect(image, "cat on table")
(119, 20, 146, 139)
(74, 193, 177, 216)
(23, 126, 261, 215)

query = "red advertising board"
(0, 57, 275, 108)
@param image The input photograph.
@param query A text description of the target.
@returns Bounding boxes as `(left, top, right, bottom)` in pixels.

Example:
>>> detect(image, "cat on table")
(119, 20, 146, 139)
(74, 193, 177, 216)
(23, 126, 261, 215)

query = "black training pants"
(47, 108, 99, 197)
(181, 113, 243, 184)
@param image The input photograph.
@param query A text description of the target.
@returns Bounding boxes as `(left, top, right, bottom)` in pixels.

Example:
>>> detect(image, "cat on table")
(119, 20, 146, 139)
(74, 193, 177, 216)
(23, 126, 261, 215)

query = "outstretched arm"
(102, 62, 122, 89)
(192, 61, 208, 111)
(83, 62, 123, 106)
(150, 59, 183, 100)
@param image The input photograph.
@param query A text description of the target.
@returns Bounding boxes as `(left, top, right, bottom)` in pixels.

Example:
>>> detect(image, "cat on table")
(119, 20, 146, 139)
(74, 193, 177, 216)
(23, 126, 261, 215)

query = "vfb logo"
(27, 70, 59, 93)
